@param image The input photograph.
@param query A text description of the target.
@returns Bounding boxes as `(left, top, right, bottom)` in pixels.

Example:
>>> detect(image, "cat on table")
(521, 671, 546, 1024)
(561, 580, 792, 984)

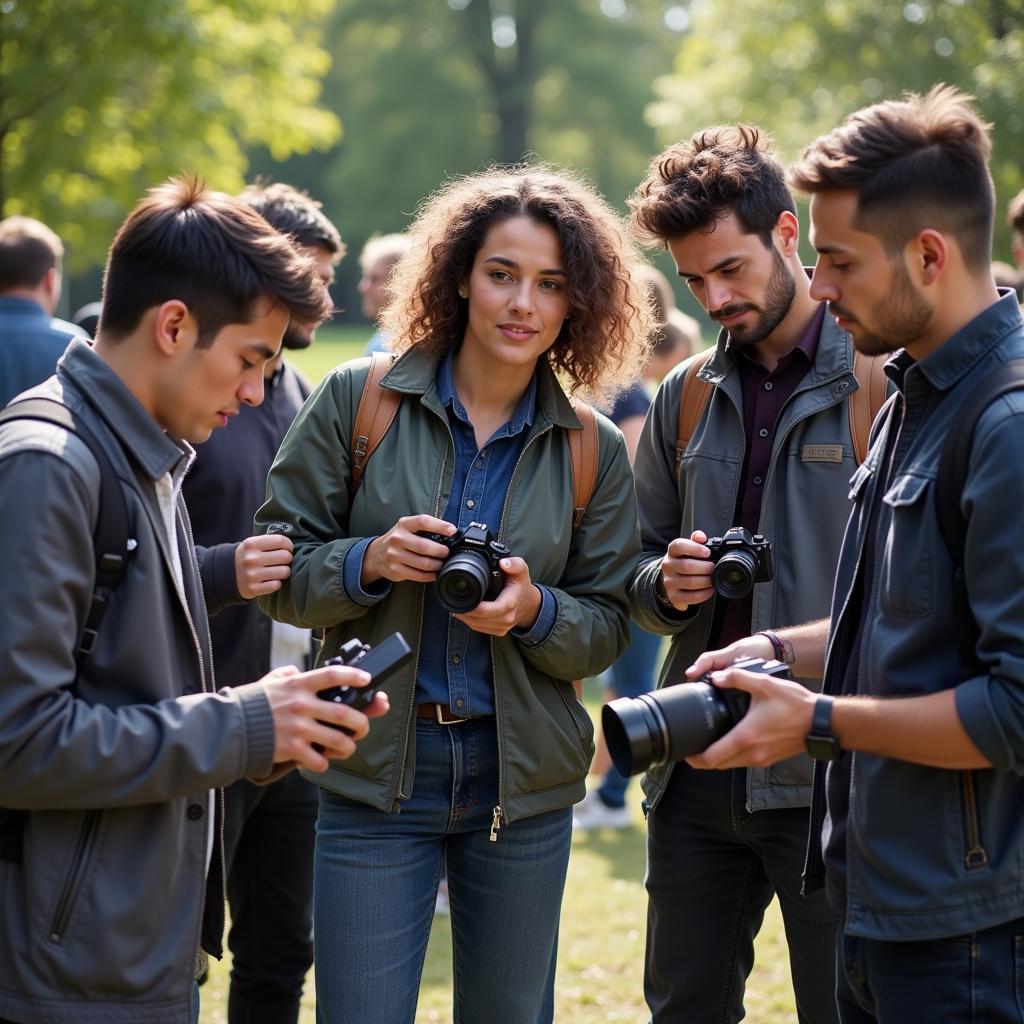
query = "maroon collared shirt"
(710, 304, 826, 650)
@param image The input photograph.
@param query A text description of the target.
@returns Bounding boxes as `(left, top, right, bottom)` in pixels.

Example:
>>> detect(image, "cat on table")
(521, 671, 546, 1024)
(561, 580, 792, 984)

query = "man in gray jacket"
(0, 177, 387, 1024)
(626, 126, 882, 1023)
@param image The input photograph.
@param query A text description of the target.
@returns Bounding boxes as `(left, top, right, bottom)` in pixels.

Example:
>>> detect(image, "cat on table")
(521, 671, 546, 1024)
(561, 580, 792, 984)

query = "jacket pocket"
(555, 679, 592, 747)
(879, 473, 933, 617)
(48, 809, 102, 943)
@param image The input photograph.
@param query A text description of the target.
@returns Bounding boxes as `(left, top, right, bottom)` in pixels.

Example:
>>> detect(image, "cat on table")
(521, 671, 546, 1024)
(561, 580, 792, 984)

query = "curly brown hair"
(381, 165, 654, 399)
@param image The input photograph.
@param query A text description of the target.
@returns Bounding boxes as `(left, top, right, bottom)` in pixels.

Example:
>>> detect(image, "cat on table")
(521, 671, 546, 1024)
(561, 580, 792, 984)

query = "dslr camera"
(421, 521, 510, 612)
(601, 657, 792, 777)
(706, 527, 773, 599)
(319, 631, 412, 733)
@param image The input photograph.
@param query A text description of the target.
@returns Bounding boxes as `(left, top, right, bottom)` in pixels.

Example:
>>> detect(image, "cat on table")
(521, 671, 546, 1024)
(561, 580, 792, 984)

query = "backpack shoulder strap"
(675, 347, 715, 479)
(849, 350, 889, 465)
(0, 397, 130, 658)
(936, 358, 1024, 667)
(568, 398, 599, 530)
(349, 352, 400, 498)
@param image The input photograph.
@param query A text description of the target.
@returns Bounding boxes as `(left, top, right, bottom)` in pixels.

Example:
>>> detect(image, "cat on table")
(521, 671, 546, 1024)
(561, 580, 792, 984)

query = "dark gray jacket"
(630, 311, 874, 812)
(807, 293, 1024, 941)
(0, 341, 276, 1024)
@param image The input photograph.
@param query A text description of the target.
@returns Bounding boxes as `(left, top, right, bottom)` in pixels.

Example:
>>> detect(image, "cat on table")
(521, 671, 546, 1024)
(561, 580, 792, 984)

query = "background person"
(183, 181, 344, 1024)
(0, 177, 385, 1024)
(688, 84, 1024, 1024)
(256, 166, 652, 1024)
(358, 231, 411, 354)
(625, 123, 885, 1024)
(0, 215, 85, 407)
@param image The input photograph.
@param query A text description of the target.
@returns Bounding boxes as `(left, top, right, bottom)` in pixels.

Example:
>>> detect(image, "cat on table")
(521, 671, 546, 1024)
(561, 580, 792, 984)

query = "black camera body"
(602, 657, 792, 777)
(706, 526, 773, 599)
(319, 632, 412, 734)
(421, 521, 510, 612)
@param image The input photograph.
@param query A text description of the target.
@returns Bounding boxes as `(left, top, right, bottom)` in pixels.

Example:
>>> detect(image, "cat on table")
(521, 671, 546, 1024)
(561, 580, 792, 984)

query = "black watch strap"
(805, 695, 841, 761)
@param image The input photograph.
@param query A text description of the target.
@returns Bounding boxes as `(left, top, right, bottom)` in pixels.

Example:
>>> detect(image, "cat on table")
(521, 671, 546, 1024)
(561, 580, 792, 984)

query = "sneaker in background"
(572, 790, 632, 831)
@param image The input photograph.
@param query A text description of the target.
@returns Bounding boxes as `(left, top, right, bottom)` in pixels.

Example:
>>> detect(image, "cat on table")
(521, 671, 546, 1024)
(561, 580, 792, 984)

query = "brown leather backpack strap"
(349, 352, 400, 497)
(675, 348, 715, 478)
(568, 398, 600, 530)
(849, 349, 889, 466)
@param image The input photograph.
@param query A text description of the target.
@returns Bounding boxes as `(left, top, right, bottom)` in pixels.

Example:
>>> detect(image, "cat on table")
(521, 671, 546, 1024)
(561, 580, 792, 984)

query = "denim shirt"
(806, 292, 1024, 941)
(342, 349, 556, 717)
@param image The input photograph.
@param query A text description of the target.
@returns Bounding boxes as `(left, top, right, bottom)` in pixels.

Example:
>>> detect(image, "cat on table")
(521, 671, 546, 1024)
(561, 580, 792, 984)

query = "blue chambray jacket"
(807, 293, 1024, 941)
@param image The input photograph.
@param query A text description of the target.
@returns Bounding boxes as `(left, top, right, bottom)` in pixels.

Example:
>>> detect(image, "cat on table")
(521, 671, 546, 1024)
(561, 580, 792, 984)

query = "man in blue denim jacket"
(688, 86, 1024, 1022)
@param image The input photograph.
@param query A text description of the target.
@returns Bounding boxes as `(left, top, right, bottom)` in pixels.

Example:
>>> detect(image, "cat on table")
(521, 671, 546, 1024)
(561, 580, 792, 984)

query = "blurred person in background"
(183, 181, 344, 1024)
(0, 216, 85, 407)
(256, 165, 652, 1024)
(574, 264, 697, 831)
(359, 232, 411, 354)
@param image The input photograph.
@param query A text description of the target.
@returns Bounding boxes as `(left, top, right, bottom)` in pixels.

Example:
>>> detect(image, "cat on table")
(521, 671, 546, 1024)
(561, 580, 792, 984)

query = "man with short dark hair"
(183, 181, 343, 1024)
(0, 216, 85, 406)
(0, 177, 387, 1024)
(626, 124, 886, 1023)
(689, 85, 1024, 1023)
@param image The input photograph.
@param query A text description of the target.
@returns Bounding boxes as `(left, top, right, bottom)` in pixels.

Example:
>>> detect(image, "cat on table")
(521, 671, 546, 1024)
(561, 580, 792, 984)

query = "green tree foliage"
(289, 0, 682, 247)
(649, 0, 1024, 254)
(0, 0, 341, 264)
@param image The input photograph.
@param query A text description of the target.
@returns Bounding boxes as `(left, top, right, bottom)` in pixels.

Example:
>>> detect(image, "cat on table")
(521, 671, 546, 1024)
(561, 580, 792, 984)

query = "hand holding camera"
(659, 526, 774, 610)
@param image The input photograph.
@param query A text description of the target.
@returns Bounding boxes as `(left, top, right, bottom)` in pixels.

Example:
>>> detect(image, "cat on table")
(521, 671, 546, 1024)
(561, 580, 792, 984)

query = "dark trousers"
(223, 771, 318, 1024)
(645, 764, 839, 1024)
(837, 913, 1024, 1023)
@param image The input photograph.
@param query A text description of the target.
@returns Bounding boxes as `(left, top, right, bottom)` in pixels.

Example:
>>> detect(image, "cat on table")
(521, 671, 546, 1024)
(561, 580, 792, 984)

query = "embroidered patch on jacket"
(800, 444, 844, 463)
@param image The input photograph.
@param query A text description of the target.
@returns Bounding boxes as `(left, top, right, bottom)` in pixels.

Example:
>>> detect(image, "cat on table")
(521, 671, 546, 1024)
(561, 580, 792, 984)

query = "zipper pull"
(489, 805, 502, 842)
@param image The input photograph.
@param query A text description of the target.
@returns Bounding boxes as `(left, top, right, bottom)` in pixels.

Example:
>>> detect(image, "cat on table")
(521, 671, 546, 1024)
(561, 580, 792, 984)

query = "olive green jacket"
(257, 347, 639, 825)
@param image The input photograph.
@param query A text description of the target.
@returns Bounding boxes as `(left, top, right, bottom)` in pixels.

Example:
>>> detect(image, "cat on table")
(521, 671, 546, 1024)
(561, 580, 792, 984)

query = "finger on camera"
(364, 692, 390, 719)
(306, 664, 372, 692)
(498, 556, 529, 579)
(405, 514, 456, 537)
(400, 549, 447, 572)
(247, 532, 295, 553)
(667, 536, 711, 559)
(250, 563, 292, 582)
(315, 703, 371, 741)
(665, 583, 714, 607)
(665, 563, 714, 585)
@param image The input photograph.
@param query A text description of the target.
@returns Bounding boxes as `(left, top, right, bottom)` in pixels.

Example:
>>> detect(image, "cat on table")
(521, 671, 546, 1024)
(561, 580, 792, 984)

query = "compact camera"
(420, 521, 510, 612)
(601, 657, 792, 776)
(319, 631, 412, 733)
(706, 527, 773, 599)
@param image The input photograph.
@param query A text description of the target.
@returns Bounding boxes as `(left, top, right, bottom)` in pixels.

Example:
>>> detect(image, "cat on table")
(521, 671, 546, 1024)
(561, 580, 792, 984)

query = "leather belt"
(416, 702, 470, 725)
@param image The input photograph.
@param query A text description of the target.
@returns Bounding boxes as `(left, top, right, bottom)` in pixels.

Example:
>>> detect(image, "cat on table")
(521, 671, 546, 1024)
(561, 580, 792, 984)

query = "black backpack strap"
(0, 398, 131, 660)
(936, 359, 1024, 667)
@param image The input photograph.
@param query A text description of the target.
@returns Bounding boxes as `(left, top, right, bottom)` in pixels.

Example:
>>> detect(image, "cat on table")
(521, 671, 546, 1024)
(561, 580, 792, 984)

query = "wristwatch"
(804, 695, 841, 761)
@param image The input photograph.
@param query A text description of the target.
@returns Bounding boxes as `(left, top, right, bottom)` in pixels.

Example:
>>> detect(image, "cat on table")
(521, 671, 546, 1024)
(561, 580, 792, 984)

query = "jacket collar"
(381, 343, 583, 429)
(891, 291, 1024, 394)
(0, 296, 47, 320)
(701, 300, 854, 387)
(58, 339, 193, 481)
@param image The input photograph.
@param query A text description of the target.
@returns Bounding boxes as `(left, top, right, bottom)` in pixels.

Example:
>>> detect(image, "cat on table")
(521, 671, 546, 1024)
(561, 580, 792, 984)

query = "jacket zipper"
(392, 429, 449, 812)
(960, 771, 988, 869)
(177, 500, 220, 955)
(49, 810, 101, 941)
(488, 425, 555, 840)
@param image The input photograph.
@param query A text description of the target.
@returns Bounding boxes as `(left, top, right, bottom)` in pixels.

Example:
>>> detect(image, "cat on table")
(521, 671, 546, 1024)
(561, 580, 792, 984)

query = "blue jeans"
(598, 622, 662, 808)
(645, 764, 839, 1024)
(837, 914, 1024, 1023)
(313, 717, 573, 1024)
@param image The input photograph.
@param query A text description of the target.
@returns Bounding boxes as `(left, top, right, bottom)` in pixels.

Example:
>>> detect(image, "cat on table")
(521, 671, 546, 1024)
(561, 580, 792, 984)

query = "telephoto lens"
(601, 657, 793, 776)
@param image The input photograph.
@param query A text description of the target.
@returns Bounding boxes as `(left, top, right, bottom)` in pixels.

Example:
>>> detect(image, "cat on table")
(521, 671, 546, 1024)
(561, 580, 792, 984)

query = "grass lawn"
(199, 332, 800, 1022)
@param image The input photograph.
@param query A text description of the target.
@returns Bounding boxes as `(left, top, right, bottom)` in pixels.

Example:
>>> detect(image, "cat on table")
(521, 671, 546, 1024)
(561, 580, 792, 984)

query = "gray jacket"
(630, 311, 874, 812)
(0, 341, 276, 1024)
(807, 293, 1024, 941)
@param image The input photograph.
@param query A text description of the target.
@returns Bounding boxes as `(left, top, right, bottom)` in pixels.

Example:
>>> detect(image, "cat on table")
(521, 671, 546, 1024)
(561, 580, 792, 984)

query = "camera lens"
(712, 548, 759, 599)
(603, 682, 746, 776)
(436, 551, 490, 612)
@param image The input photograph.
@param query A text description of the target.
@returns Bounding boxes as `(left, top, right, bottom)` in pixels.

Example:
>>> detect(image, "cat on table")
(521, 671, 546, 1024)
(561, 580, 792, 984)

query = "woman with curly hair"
(256, 165, 653, 1024)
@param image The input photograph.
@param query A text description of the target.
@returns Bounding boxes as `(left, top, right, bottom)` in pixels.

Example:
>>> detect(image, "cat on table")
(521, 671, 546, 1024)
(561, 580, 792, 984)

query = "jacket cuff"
(510, 585, 556, 647)
(235, 684, 277, 778)
(955, 675, 1014, 772)
(637, 557, 698, 627)
(199, 541, 244, 615)
(342, 537, 392, 606)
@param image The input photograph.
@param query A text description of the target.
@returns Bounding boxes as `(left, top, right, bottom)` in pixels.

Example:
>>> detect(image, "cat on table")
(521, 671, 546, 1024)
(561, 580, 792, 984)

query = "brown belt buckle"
(436, 703, 467, 725)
